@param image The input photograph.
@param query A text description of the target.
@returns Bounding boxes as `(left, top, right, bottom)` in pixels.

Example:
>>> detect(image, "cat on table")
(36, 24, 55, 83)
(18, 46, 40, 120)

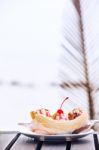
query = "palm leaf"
(59, 0, 99, 119)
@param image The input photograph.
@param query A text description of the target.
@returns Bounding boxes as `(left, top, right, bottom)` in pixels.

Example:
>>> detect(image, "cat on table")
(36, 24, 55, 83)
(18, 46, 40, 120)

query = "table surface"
(0, 132, 99, 150)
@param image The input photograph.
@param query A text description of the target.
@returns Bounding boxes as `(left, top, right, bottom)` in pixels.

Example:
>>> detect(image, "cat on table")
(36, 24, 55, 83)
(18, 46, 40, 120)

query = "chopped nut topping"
(68, 108, 82, 120)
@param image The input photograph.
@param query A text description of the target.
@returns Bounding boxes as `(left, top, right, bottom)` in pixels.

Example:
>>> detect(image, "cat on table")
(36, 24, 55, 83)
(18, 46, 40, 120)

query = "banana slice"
(31, 111, 88, 134)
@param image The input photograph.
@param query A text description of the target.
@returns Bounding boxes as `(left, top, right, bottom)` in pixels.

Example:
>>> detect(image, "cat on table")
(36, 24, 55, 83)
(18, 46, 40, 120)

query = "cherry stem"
(60, 97, 69, 109)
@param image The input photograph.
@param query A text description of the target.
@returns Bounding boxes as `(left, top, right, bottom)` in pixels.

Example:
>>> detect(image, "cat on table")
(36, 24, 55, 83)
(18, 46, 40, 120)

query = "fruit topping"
(56, 97, 69, 114)
(53, 97, 69, 120)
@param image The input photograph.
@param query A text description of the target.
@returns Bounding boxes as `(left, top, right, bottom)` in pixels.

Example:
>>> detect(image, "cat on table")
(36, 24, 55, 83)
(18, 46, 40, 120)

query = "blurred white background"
(0, 0, 65, 84)
(0, 0, 66, 129)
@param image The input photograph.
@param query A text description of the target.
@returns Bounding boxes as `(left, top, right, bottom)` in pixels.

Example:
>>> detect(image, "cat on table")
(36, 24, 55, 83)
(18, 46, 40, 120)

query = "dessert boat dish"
(29, 97, 89, 135)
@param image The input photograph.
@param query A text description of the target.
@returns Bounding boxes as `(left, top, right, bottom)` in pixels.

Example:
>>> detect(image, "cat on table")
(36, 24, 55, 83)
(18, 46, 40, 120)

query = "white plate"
(17, 125, 94, 141)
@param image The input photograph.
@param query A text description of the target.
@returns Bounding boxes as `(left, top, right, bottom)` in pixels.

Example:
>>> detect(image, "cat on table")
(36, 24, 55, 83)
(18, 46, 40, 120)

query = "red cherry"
(56, 97, 69, 115)
(57, 109, 64, 114)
